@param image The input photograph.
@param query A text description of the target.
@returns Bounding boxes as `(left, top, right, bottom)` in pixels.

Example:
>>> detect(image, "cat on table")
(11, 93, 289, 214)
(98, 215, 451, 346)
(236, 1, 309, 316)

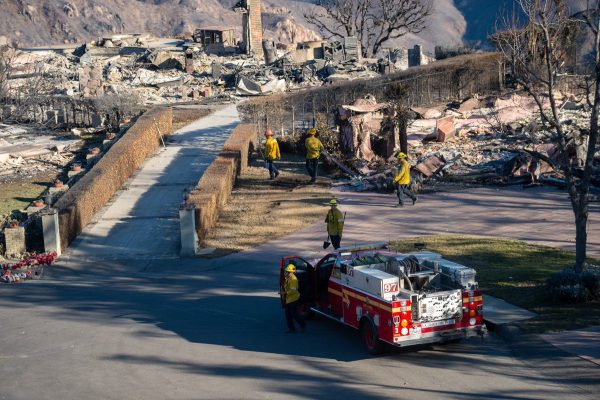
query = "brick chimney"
(242, 0, 263, 57)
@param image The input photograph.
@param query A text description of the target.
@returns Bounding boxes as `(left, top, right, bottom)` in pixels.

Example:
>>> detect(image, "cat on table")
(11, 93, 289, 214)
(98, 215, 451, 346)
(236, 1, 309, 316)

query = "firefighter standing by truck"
(393, 152, 418, 207)
(283, 264, 306, 333)
(325, 199, 345, 249)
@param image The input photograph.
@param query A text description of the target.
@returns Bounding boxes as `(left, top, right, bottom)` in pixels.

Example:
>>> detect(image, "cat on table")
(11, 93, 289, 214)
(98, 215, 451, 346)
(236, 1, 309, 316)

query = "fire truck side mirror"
(340, 264, 348, 275)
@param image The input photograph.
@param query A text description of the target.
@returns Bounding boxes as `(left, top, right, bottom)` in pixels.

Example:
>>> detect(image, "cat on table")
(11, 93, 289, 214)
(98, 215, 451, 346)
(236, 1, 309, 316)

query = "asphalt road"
(0, 255, 597, 400)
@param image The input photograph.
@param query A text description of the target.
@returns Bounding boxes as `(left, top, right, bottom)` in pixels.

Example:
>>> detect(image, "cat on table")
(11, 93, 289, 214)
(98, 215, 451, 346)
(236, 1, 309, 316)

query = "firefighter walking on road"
(264, 128, 280, 179)
(394, 152, 418, 207)
(325, 198, 345, 249)
(305, 128, 324, 183)
(283, 264, 306, 333)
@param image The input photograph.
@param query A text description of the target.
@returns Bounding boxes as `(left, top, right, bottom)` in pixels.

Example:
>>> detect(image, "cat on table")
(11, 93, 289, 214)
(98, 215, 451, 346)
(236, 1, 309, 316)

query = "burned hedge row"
(54, 107, 173, 250)
(240, 53, 504, 134)
(188, 123, 256, 243)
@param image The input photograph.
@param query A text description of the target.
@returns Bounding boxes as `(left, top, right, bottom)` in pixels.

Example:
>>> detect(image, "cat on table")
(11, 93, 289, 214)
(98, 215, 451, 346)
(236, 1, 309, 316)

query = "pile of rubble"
(3, 32, 419, 108)
(0, 123, 106, 184)
(336, 93, 600, 194)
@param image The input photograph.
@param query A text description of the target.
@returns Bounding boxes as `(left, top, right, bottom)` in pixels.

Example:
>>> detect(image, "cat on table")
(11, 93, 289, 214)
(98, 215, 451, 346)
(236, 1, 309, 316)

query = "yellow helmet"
(307, 128, 317, 135)
(285, 264, 296, 273)
(397, 152, 407, 159)
(265, 129, 273, 136)
(329, 199, 338, 206)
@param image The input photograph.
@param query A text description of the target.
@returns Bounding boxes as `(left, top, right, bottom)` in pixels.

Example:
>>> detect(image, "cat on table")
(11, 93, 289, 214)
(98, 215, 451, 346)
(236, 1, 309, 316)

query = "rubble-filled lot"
(333, 93, 600, 196)
(0, 122, 128, 221)
(1, 32, 397, 118)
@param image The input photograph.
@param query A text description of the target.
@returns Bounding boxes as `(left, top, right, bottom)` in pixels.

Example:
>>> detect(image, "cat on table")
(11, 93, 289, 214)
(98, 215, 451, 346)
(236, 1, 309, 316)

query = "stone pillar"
(179, 205, 198, 257)
(4, 226, 25, 256)
(41, 209, 61, 256)
(243, 0, 263, 57)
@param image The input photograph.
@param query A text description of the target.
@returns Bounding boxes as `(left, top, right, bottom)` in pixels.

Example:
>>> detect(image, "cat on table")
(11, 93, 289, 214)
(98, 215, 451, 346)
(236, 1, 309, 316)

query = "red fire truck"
(279, 243, 486, 354)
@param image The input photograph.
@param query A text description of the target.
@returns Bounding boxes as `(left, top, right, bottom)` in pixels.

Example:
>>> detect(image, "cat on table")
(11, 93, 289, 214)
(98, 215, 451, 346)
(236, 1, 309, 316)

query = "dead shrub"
(93, 92, 146, 129)
(188, 124, 257, 244)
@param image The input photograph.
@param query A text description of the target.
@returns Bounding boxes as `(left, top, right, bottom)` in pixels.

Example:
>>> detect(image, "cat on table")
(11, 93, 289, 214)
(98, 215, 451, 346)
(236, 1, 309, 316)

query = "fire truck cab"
(279, 243, 486, 354)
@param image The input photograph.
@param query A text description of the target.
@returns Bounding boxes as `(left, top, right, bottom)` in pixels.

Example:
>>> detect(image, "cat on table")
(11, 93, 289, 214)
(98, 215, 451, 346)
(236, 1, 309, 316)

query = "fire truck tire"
(360, 318, 384, 355)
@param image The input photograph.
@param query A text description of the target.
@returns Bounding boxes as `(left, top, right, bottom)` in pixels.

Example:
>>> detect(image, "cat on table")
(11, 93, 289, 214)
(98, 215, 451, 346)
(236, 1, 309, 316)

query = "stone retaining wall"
(188, 123, 256, 243)
(54, 107, 173, 251)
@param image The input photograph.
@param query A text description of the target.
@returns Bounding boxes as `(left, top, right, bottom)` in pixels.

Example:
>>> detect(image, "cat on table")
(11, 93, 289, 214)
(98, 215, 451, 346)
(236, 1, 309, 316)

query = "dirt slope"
(0, 1, 586, 51)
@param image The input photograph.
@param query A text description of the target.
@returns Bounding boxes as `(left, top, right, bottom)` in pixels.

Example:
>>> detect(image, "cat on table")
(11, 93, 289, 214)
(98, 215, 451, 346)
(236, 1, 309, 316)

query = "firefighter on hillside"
(283, 264, 307, 333)
(264, 128, 280, 179)
(393, 152, 418, 207)
(325, 198, 345, 249)
(305, 128, 324, 183)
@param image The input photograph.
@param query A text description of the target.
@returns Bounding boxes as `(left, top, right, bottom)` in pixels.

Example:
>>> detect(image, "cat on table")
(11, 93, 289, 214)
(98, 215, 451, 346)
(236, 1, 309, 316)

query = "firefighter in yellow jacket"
(264, 129, 280, 179)
(305, 128, 324, 183)
(325, 198, 345, 249)
(394, 152, 418, 207)
(283, 264, 306, 333)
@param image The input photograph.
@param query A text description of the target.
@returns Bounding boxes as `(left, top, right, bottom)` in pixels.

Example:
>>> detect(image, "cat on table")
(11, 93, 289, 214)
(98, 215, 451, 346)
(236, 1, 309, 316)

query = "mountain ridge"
(0, 1, 582, 52)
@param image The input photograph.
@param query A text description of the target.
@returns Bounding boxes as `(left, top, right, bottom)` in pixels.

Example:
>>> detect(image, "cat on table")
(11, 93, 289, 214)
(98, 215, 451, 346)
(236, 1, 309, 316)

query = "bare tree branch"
(494, 0, 600, 272)
(305, 0, 432, 57)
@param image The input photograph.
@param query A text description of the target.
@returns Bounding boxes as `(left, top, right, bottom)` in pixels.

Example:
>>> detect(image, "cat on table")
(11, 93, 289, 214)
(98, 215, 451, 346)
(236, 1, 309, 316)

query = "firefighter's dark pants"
(330, 235, 342, 249)
(395, 183, 417, 205)
(285, 300, 306, 331)
(306, 158, 319, 182)
(267, 160, 279, 179)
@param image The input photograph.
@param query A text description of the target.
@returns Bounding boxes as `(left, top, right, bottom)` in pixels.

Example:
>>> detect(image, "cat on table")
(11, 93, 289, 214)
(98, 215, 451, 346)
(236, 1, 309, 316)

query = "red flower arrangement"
(1, 252, 57, 283)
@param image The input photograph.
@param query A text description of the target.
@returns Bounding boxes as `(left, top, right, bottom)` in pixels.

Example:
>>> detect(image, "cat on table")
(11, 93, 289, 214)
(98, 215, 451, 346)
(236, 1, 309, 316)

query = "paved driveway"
(228, 186, 600, 264)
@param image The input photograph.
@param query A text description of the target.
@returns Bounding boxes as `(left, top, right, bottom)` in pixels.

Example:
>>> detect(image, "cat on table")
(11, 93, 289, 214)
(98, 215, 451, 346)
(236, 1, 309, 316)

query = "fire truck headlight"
(401, 327, 408, 335)
(469, 318, 476, 326)
(401, 319, 408, 328)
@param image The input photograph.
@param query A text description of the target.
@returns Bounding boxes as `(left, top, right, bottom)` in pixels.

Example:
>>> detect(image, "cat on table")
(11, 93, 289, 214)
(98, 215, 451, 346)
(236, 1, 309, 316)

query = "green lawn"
(389, 235, 600, 333)
(0, 181, 50, 218)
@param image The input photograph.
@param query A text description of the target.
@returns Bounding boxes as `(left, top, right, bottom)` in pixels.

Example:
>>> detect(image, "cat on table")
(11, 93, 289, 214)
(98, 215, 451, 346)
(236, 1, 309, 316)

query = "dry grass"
(203, 154, 332, 256)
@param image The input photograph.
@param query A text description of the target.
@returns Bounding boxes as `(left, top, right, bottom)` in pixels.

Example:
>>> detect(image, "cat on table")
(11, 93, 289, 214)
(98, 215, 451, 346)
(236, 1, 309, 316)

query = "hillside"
(0, 1, 587, 52)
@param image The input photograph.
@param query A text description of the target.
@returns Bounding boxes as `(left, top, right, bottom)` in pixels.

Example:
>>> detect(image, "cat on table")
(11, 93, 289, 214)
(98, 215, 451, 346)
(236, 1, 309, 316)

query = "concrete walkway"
(541, 326, 600, 366)
(64, 104, 239, 261)
(483, 295, 537, 325)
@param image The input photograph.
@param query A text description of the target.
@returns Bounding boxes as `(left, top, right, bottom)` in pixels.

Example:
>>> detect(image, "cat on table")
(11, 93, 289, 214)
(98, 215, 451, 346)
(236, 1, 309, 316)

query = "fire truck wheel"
(360, 319, 384, 355)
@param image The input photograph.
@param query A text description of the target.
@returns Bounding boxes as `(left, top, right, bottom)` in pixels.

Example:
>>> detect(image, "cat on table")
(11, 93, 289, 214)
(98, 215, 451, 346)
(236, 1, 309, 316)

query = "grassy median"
(389, 235, 600, 333)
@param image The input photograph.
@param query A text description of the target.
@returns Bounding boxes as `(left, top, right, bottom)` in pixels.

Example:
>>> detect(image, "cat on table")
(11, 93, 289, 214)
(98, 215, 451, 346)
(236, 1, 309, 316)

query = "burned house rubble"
(324, 93, 599, 196)
(1, 29, 436, 120)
